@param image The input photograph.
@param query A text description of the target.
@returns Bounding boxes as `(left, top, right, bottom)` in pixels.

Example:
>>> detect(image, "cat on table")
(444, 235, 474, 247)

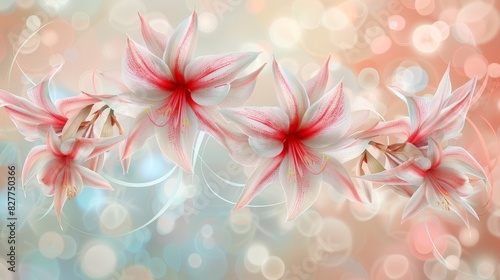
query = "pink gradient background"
(0, 0, 499, 279)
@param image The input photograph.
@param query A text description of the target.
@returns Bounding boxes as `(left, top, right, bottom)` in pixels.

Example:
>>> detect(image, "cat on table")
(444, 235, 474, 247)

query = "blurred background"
(0, 0, 499, 279)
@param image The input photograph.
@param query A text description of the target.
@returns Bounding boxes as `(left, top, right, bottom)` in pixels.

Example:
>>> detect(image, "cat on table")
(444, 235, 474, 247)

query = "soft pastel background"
(0, 0, 499, 279)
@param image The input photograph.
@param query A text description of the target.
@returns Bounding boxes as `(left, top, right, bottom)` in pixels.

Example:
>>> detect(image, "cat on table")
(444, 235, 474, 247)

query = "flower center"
(66, 185, 78, 200)
(284, 135, 329, 179)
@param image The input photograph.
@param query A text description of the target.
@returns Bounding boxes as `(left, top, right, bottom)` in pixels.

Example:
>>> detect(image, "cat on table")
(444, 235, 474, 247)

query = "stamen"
(437, 196, 451, 211)
(66, 186, 78, 200)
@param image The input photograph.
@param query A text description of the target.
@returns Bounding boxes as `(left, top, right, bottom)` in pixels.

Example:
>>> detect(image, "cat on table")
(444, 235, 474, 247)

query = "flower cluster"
(0, 11, 488, 226)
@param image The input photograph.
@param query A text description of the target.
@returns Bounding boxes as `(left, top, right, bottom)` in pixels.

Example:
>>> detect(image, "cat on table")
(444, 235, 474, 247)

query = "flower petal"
(218, 64, 265, 108)
(401, 184, 428, 223)
(272, 58, 309, 129)
(441, 146, 487, 179)
(185, 52, 259, 91)
(388, 86, 430, 135)
(297, 81, 350, 148)
(190, 83, 230, 106)
(46, 127, 63, 157)
(303, 57, 329, 104)
(428, 66, 451, 117)
(77, 165, 114, 190)
(55, 94, 99, 118)
(360, 117, 411, 140)
(234, 153, 284, 209)
(0, 90, 66, 138)
(138, 12, 168, 58)
(121, 113, 156, 163)
(22, 146, 51, 189)
(220, 107, 288, 141)
(222, 128, 260, 166)
(123, 37, 176, 101)
(323, 158, 369, 203)
(155, 101, 198, 172)
(86, 135, 126, 159)
(248, 136, 284, 158)
(164, 11, 198, 83)
(279, 154, 323, 221)
(427, 137, 442, 168)
(53, 167, 83, 222)
(189, 102, 227, 146)
(360, 158, 424, 186)
(27, 65, 62, 116)
(61, 104, 92, 141)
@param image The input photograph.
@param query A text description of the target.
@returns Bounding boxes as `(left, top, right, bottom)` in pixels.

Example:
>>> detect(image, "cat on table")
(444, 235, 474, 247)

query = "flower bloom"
(120, 11, 262, 172)
(361, 138, 487, 225)
(22, 127, 124, 221)
(221, 58, 369, 221)
(362, 67, 476, 147)
(0, 66, 98, 141)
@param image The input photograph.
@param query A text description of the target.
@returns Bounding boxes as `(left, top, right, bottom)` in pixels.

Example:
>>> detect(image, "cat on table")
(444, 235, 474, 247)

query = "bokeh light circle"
(413, 24, 441, 53)
(384, 254, 409, 279)
(38, 231, 64, 258)
(269, 18, 301, 48)
(81, 244, 117, 278)
(261, 256, 285, 280)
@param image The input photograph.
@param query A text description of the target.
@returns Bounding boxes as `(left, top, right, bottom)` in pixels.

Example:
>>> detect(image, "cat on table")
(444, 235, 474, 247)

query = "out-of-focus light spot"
(59, 235, 77, 260)
(444, 255, 460, 270)
(301, 63, 319, 80)
(413, 24, 441, 53)
(322, 7, 349, 31)
(108, 0, 147, 31)
(315, 218, 352, 266)
(488, 63, 500, 78)
(434, 234, 462, 269)
(188, 253, 203, 268)
(246, 244, 269, 266)
(269, 18, 301, 48)
(246, 0, 264, 14)
(39, 231, 64, 258)
(370, 35, 391, 54)
(364, 26, 385, 43)
(261, 256, 285, 280)
(384, 254, 409, 279)
(358, 68, 379, 90)
(201, 224, 213, 237)
(456, 2, 500, 44)
(391, 65, 429, 93)
(229, 208, 253, 234)
(148, 17, 172, 36)
(81, 244, 117, 278)
(100, 203, 130, 231)
(26, 15, 41, 31)
(198, 12, 218, 33)
(148, 257, 167, 279)
(72, 12, 90, 30)
(464, 53, 488, 79)
(296, 210, 322, 237)
(49, 53, 65, 67)
(388, 15, 405, 31)
(40, 29, 59, 47)
(432, 21, 449, 41)
(292, 0, 324, 29)
(458, 227, 479, 247)
(16, 0, 36, 9)
(424, 259, 448, 280)
(156, 212, 176, 235)
(477, 261, 494, 278)
(415, 0, 434, 16)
